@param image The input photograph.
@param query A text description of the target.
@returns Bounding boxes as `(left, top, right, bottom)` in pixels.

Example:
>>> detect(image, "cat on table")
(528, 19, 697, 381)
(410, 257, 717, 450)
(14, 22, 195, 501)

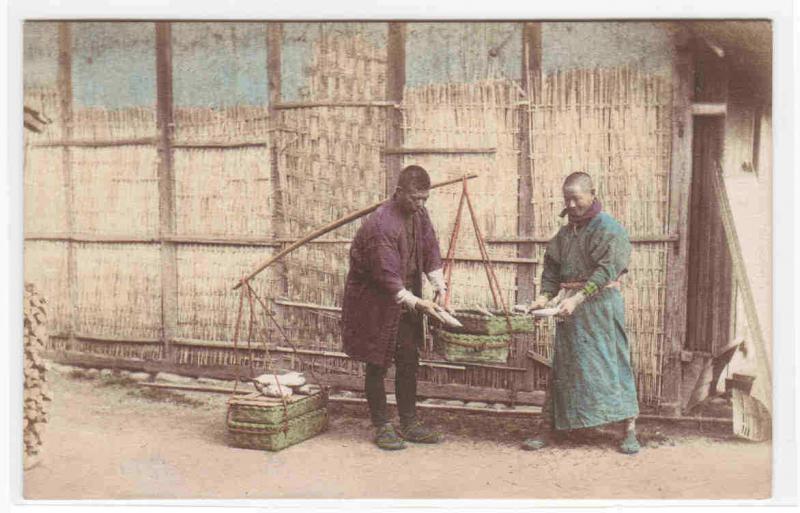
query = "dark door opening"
(685, 116, 734, 354)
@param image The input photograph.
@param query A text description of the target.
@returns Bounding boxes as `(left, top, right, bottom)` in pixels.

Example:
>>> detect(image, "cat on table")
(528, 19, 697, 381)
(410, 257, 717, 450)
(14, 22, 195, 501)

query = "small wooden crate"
(433, 329, 510, 364)
(226, 391, 328, 452)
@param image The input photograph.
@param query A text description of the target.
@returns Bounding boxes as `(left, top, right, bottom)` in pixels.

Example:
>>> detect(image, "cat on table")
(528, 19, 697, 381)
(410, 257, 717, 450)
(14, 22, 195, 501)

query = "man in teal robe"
(523, 172, 640, 454)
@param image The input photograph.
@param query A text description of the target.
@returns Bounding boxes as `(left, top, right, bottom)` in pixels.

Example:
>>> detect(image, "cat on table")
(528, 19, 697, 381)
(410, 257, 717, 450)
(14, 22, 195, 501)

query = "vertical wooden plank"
(661, 27, 694, 415)
(268, 22, 288, 295)
(712, 164, 771, 409)
(58, 22, 77, 344)
(516, 22, 541, 305)
(385, 22, 406, 195)
(155, 22, 178, 358)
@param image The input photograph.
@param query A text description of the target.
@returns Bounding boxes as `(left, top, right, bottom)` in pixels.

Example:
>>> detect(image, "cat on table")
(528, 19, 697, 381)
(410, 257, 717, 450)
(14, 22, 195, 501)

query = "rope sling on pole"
(442, 177, 514, 345)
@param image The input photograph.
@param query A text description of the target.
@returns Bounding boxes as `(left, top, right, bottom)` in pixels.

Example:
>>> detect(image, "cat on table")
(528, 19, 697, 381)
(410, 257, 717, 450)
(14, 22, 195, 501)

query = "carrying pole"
(233, 174, 479, 290)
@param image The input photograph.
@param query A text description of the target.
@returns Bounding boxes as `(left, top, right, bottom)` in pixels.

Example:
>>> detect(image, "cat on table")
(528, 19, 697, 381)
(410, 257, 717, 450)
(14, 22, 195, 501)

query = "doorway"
(685, 116, 733, 354)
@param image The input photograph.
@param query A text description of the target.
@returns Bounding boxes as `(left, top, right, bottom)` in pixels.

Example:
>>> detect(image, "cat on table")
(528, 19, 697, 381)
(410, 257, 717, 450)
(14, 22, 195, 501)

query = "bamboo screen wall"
(23, 22, 674, 406)
(524, 68, 672, 403)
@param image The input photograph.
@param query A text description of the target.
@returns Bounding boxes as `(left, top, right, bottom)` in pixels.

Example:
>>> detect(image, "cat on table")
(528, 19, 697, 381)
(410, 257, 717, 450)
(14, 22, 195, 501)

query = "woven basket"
(227, 390, 328, 425)
(227, 408, 329, 452)
(433, 329, 510, 364)
(226, 390, 329, 451)
(450, 309, 534, 335)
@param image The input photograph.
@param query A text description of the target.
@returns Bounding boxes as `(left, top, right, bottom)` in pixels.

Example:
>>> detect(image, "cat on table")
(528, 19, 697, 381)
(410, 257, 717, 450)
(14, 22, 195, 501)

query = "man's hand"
(528, 294, 551, 312)
(557, 292, 586, 318)
(415, 299, 446, 323)
(432, 290, 453, 313)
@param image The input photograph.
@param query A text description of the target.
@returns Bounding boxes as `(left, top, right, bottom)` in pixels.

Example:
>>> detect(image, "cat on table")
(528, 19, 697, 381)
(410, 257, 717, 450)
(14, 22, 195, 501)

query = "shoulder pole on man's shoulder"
(232, 173, 479, 290)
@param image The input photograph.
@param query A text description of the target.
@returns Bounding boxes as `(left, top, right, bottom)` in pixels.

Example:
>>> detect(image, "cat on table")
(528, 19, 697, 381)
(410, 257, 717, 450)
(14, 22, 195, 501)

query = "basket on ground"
(226, 389, 328, 451)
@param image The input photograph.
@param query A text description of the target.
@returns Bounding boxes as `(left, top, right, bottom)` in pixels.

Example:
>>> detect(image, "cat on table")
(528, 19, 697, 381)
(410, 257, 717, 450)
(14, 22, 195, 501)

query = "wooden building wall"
(24, 21, 683, 408)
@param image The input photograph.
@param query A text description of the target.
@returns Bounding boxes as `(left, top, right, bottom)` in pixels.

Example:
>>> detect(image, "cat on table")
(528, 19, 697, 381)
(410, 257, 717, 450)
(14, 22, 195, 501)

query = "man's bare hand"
(528, 294, 551, 312)
(415, 299, 445, 323)
(557, 292, 585, 318)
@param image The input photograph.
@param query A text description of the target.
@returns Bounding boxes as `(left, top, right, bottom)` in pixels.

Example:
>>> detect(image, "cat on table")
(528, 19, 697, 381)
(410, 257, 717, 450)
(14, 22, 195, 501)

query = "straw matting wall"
(23, 26, 674, 406)
(275, 30, 387, 363)
(176, 245, 278, 342)
(23, 241, 70, 335)
(72, 147, 160, 236)
(402, 81, 521, 310)
(525, 67, 672, 404)
(74, 242, 162, 339)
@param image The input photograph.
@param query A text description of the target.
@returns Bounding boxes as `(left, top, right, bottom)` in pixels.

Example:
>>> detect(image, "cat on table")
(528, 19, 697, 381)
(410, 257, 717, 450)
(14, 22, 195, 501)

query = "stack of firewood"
(23, 283, 51, 469)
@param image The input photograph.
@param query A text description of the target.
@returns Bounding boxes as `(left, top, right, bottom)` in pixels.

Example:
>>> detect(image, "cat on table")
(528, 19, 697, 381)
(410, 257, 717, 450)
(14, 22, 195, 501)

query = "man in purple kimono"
(341, 165, 448, 450)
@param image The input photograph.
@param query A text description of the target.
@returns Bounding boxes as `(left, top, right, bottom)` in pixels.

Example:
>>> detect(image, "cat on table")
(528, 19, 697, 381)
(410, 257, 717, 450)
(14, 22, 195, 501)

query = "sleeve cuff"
(395, 288, 420, 310)
(426, 268, 447, 293)
(581, 281, 599, 297)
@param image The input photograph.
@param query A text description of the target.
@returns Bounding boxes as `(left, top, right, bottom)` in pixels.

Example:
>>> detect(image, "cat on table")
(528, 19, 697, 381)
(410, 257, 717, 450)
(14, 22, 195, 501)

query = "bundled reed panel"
(174, 145, 272, 238)
(276, 28, 388, 353)
(278, 106, 386, 236)
(173, 106, 270, 145)
(175, 244, 280, 342)
(23, 89, 62, 144)
(23, 241, 70, 336)
(284, 24, 388, 102)
(524, 67, 672, 404)
(622, 243, 668, 404)
(402, 80, 522, 308)
(23, 146, 68, 235)
(526, 67, 672, 239)
(69, 107, 157, 142)
(74, 243, 162, 341)
(71, 145, 159, 236)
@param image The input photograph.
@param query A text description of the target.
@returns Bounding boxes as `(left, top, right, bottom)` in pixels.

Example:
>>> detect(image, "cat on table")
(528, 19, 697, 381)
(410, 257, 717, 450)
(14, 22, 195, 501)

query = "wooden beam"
(661, 27, 695, 416)
(168, 336, 527, 373)
(711, 167, 772, 410)
(487, 235, 680, 243)
(382, 147, 496, 155)
(274, 100, 397, 109)
(171, 141, 268, 149)
(46, 351, 545, 405)
(31, 137, 157, 148)
(268, 22, 289, 297)
(74, 333, 161, 344)
(320, 374, 544, 405)
(443, 255, 539, 265)
(691, 102, 727, 116)
(517, 22, 542, 306)
(24, 233, 679, 246)
(57, 22, 79, 358)
(385, 22, 406, 195)
(155, 22, 178, 362)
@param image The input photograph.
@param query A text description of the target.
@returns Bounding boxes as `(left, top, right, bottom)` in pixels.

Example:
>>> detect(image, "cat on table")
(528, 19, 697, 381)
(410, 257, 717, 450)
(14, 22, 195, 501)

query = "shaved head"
(561, 172, 596, 219)
(563, 172, 594, 193)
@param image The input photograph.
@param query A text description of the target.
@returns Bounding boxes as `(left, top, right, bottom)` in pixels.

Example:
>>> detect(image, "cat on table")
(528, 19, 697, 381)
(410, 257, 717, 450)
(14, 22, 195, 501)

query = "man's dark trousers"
(364, 311, 420, 427)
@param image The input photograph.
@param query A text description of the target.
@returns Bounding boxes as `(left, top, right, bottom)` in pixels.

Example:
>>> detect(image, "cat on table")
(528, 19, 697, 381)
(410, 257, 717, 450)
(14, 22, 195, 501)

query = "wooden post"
(58, 22, 78, 348)
(267, 22, 289, 295)
(661, 27, 694, 415)
(155, 22, 178, 360)
(385, 22, 406, 195)
(517, 22, 541, 305)
(711, 166, 772, 409)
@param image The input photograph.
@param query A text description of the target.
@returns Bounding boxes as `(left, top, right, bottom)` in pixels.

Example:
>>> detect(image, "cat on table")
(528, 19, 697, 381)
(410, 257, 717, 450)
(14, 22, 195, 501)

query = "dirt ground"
(23, 369, 772, 500)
